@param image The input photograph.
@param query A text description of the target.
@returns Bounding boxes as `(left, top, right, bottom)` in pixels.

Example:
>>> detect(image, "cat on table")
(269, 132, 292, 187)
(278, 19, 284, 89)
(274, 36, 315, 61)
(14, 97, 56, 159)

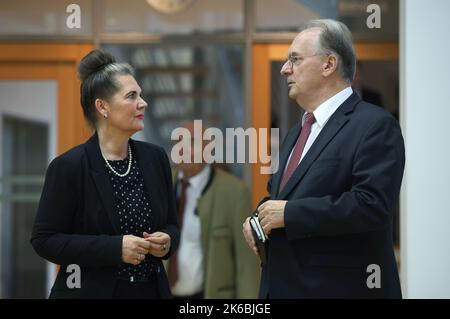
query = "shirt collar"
(302, 87, 353, 127)
(177, 164, 211, 190)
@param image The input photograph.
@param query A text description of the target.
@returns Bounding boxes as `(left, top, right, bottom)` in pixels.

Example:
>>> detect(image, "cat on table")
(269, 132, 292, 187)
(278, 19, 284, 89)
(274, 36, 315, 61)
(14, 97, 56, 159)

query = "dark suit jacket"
(30, 133, 179, 298)
(258, 93, 405, 299)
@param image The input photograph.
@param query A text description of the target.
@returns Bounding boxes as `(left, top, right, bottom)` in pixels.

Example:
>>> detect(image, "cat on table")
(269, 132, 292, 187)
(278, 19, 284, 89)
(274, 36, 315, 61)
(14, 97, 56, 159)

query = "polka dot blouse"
(105, 154, 156, 278)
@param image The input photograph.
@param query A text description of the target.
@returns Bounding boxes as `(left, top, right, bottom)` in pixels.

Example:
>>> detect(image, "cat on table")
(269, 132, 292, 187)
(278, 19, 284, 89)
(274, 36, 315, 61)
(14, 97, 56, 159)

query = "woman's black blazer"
(31, 133, 179, 298)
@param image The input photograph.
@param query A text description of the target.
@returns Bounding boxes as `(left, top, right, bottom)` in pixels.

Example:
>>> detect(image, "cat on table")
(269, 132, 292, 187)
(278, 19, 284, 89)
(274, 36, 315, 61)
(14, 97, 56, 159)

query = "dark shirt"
(106, 155, 156, 278)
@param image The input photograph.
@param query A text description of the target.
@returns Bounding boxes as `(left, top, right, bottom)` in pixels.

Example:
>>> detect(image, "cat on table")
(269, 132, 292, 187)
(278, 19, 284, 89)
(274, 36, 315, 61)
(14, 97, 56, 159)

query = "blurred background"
(0, 0, 448, 298)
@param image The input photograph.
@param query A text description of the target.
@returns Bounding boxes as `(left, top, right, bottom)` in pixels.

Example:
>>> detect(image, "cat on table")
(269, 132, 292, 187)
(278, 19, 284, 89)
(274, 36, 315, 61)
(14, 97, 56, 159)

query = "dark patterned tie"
(279, 113, 316, 193)
(168, 177, 190, 288)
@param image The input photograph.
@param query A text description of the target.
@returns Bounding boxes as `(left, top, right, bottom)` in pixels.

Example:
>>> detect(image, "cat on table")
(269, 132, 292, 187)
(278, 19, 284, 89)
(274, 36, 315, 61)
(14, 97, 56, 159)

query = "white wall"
(400, 0, 450, 298)
(0, 80, 57, 158)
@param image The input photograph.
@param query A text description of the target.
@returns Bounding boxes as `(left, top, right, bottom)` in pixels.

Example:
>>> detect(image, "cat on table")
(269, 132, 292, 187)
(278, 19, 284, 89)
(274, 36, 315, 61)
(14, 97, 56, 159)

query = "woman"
(31, 49, 179, 299)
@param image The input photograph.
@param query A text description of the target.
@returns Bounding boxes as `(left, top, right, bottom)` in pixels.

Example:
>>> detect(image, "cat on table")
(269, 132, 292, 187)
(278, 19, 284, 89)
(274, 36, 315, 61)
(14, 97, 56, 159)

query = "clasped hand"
(242, 200, 287, 257)
(122, 231, 171, 265)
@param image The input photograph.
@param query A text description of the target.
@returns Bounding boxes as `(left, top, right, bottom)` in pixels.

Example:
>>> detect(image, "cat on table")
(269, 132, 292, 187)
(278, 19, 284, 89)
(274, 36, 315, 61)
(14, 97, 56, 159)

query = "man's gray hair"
(300, 19, 356, 84)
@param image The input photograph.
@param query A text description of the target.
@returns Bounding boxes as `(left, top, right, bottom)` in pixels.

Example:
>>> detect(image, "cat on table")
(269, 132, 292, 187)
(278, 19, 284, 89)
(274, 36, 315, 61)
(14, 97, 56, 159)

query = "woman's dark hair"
(78, 49, 135, 128)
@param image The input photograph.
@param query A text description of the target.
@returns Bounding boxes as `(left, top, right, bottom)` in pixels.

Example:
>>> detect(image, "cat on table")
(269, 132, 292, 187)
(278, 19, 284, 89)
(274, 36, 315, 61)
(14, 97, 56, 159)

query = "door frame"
(251, 42, 399, 207)
(0, 43, 93, 296)
(0, 43, 94, 154)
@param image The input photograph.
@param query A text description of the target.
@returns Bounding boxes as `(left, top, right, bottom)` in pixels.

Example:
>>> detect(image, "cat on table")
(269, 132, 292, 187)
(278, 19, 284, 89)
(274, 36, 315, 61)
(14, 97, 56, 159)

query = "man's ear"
(322, 54, 338, 78)
(94, 98, 109, 119)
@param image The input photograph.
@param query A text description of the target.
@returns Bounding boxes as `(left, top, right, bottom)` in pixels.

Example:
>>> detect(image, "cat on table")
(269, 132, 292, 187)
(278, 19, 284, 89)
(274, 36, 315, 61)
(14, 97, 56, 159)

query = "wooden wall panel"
(0, 44, 94, 154)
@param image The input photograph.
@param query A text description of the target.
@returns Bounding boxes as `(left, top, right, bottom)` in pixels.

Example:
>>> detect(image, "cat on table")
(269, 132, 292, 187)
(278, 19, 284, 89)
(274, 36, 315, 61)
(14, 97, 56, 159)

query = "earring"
(103, 113, 108, 119)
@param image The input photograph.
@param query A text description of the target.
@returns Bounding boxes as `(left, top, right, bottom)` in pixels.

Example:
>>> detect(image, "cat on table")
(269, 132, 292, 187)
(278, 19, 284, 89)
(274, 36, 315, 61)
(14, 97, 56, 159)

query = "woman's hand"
(122, 235, 151, 265)
(143, 231, 171, 258)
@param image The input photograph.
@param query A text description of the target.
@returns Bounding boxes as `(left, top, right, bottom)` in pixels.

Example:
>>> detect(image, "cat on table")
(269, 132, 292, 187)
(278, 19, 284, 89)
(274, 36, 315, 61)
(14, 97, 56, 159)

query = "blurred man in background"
(169, 121, 260, 299)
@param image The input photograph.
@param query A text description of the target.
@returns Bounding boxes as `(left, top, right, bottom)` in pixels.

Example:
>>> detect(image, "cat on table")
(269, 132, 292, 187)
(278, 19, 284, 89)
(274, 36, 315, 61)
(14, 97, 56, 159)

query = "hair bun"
(78, 49, 116, 82)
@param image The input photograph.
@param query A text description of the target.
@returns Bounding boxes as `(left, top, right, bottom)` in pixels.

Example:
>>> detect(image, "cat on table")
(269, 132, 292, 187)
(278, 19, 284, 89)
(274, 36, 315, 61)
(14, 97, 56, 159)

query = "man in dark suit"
(243, 19, 405, 298)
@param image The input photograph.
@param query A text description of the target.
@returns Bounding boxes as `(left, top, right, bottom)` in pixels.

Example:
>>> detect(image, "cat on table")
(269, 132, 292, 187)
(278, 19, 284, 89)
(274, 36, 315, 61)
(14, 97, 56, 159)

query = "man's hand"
(258, 200, 287, 235)
(242, 217, 259, 257)
(143, 231, 171, 258)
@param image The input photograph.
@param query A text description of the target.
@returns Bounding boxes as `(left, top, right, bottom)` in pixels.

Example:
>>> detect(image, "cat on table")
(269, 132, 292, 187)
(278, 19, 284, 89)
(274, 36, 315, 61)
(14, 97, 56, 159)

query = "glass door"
(1, 115, 49, 298)
(0, 43, 93, 298)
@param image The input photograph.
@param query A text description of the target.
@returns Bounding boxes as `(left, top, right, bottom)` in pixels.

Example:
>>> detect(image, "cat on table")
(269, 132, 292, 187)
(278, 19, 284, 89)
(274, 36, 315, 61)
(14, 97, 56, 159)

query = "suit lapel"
(172, 167, 216, 262)
(85, 133, 121, 233)
(272, 121, 303, 197)
(277, 93, 361, 199)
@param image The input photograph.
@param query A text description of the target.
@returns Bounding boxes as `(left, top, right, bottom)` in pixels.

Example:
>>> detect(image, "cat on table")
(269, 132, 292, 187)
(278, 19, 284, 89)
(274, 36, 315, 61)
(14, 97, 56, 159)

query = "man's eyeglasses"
(285, 53, 327, 69)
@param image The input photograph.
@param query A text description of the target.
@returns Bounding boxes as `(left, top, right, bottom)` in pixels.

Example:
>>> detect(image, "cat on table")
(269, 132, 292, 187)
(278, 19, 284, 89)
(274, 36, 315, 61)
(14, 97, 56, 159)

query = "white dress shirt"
(285, 87, 353, 168)
(171, 165, 211, 296)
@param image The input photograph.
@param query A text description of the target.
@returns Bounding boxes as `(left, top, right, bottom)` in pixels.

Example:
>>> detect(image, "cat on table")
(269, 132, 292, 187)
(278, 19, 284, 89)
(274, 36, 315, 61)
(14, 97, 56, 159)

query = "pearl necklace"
(103, 145, 132, 177)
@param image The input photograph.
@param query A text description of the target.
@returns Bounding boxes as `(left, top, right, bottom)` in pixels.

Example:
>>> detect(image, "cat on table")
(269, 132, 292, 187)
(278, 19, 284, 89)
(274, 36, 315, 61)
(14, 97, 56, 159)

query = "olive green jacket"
(170, 167, 260, 298)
